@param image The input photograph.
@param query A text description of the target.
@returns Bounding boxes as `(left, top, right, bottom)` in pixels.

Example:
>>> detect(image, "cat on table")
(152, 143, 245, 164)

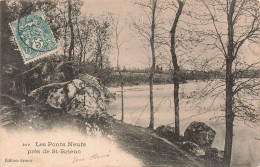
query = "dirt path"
(112, 120, 213, 167)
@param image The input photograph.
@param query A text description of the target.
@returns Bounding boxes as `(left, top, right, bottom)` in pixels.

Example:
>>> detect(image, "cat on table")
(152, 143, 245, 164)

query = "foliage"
(2, 0, 115, 91)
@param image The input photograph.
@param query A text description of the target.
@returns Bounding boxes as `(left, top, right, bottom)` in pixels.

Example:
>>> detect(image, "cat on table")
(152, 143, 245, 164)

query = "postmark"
(10, 11, 57, 64)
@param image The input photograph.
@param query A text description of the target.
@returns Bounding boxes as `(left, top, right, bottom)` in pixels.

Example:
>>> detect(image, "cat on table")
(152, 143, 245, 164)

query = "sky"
(81, 0, 260, 70)
(82, 0, 150, 69)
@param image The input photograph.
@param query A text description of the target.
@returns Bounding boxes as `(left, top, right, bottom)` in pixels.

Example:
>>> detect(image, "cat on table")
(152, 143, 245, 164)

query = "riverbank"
(107, 82, 260, 167)
(0, 94, 220, 167)
(103, 69, 260, 87)
(112, 120, 221, 167)
(0, 95, 220, 167)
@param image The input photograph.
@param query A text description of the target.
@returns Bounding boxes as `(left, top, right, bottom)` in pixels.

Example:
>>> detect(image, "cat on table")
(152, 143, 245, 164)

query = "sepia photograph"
(0, 0, 259, 166)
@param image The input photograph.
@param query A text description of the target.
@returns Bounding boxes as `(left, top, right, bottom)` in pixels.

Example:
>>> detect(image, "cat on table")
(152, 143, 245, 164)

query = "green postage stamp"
(10, 11, 57, 64)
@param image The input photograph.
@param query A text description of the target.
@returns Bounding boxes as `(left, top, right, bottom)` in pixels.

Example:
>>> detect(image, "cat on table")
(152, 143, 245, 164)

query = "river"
(107, 80, 260, 167)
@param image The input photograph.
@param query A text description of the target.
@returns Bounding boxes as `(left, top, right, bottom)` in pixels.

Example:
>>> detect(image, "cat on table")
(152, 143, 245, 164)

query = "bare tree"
(74, 15, 93, 62)
(115, 16, 131, 122)
(169, 0, 185, 138)
(195, 0, 260, 166)
(91, 16, 113, 73)
(132, 0, 165, 129)
(148, 0, 157, 129)
(63, 11, 68, 57)
(68, 0, 74, 61)
(75, 15, 83, 62)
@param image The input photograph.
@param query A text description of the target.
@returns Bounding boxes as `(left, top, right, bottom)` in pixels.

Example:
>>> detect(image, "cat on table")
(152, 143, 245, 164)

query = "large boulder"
(1, 60, 116, 137)
(184, 121, 216, 147)
(28, 79, 107, 118)
(205, 147, 224, 163)
(181, 141, 224, 162)
(78, 74, 116, 103)
(1, 91, 113, 136)
(27, 76, 115, 137)
(0, 101, 113, 135)
(155, 125, 178, 141)
(181, 141, 205, 157)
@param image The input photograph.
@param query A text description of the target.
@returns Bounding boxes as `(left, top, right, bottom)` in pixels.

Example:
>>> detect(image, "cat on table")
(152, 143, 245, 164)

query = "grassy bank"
(112, 120, 221, 167)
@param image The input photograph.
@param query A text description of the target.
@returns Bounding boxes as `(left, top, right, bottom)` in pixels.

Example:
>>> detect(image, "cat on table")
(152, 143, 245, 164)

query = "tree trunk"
(76, 15, 83, 62)
(63, 11, 67, 57)
(170, 0, 184, 138)
(68, 0, 74, 61)
(121, 84, 124, 121)
(223, 1, 236, 166)
(95, 52, 99, 73)
(118, 51, 124, 122)
(100, 53, 103, 69)
(119, 60, 124, 122)
(148, 0, 157, 130)
(173, 78, 180, 136)
(223, 59, 234, 167)
(64, 26, 67, 56)
(115, 19, 125, 122)
(94, 40, 101, 74)
(95, 39, 102, 73)
(83, 47, 86, 62)
(148, 72, 154, 129)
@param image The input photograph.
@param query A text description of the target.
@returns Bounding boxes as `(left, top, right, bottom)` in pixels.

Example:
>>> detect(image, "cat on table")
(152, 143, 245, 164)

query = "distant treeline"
(102, 68, 260, 87)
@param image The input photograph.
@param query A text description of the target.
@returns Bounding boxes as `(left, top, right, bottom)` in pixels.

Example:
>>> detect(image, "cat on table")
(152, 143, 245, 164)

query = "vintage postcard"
(0, 0, 259, 167)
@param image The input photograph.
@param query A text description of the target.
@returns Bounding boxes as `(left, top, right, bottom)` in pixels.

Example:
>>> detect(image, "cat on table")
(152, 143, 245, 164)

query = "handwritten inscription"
(73, 152, 110, 164)
(89, 153, 110, 160)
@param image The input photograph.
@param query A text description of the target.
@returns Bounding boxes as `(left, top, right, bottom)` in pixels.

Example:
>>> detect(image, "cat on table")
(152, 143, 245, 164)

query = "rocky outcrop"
(27, 77, 115, 136)
(1, 61, 116, 137)
(205, 147, 224, 163)
(181, 122, 223, 163)
(184, 121, 216, 147)
(155, 125, 178, 142)
(29, 79, 110, 117)
(1, 78, 114, 136)
(1, 101, 110, 134)
(78, 74, 116, 103)
(181, 141, 206, 157)
(180, 140, 224, 162)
